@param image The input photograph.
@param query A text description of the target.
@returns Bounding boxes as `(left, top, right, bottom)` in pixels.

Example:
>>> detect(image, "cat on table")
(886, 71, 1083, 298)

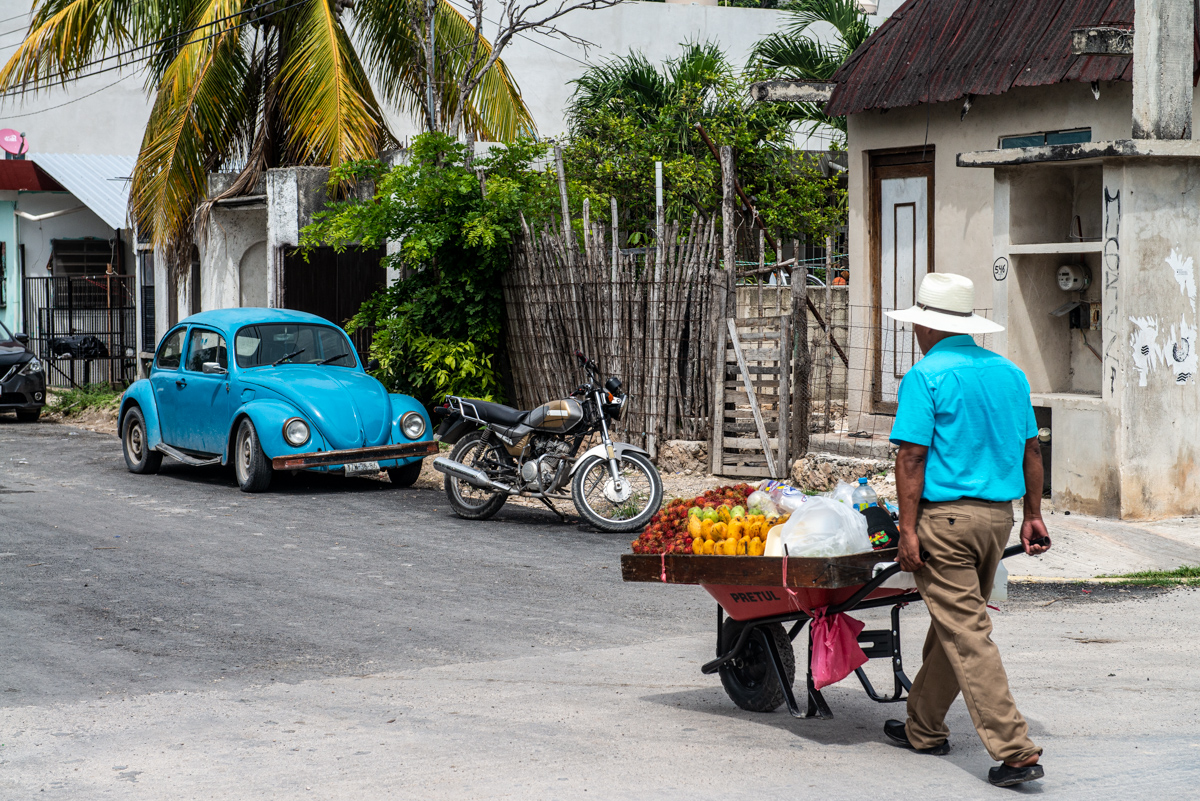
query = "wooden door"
(871, 152, 933, 409)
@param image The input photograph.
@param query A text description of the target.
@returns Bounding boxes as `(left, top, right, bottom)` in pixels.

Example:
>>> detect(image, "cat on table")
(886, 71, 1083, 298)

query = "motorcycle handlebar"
(575, 350, 599, 373)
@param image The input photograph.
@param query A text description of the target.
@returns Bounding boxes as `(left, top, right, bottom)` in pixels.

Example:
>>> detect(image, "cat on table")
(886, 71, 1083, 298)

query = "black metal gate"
(22, 275, 137, 388)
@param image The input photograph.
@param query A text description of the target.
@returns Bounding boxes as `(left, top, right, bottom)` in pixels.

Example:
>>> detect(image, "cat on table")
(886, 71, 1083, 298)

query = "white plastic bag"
(829, 480, 857, 507)
(780, 496, 872, 557)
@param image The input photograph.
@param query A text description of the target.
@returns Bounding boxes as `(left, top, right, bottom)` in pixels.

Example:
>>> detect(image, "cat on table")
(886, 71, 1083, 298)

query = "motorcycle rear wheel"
(571, 451, 662, 533)
(444, 430, 509, 520)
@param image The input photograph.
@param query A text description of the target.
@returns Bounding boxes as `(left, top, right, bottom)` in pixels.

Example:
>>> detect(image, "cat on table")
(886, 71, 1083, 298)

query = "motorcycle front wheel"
(571, 451, 663, 533)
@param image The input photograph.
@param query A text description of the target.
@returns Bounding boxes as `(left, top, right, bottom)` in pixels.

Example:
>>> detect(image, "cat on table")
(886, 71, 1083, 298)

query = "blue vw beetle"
(118, 308, 436, 492)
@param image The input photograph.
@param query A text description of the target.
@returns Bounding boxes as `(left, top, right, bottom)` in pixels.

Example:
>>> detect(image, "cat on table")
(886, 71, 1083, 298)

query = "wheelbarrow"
(620, 544, 1026, 718)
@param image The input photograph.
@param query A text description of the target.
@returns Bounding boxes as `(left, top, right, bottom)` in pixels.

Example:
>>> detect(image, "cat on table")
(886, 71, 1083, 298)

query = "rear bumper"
(271, 440, 438, 470)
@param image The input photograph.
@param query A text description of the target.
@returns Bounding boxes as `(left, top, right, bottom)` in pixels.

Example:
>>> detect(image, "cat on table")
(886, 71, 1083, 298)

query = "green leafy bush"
(301, 132, 556, 406)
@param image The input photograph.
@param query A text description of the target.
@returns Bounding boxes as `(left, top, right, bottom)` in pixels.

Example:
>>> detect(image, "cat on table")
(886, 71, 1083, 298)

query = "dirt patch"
(42, 388, 120, 437)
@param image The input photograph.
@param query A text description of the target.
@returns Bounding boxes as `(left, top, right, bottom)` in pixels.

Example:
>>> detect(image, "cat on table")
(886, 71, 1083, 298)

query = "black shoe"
(988, 763, 1044, 787)
(883, 719, 950, 755)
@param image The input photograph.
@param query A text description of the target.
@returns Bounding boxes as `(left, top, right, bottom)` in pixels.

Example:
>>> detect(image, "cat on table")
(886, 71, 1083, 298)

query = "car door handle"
(175, 378, 187, 388)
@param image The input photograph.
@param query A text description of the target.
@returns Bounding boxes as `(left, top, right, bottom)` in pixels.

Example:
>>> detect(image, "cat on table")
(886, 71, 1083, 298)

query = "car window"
(234, 324, 357, 368)
(156, 328, 186, 370)
(0, 319, 12, 341)
(185, 329, 227, 372)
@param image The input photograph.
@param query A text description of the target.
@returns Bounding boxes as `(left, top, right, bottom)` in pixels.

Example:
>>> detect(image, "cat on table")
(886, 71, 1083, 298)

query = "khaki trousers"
(905, 498, 1041, 764)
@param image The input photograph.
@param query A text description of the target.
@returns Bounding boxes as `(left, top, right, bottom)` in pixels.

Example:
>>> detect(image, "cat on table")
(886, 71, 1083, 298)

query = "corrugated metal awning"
(827, 0, 1200, 117)
(28, 153, 137, 230)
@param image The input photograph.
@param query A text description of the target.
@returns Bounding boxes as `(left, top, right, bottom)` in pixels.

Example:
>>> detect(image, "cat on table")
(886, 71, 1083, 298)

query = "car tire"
(15, 408, 40, 423)
(386, 460, 423, 488)
(234, 418, 272, 493)
(122, 406, 163, 475)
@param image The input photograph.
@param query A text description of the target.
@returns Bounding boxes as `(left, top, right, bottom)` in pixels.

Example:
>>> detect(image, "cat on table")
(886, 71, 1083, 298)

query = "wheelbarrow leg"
(758, 627, 806, 719)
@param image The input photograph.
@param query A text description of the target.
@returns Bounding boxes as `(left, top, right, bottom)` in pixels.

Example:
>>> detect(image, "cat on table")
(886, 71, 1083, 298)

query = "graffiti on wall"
(1126, 250, 1199, 387)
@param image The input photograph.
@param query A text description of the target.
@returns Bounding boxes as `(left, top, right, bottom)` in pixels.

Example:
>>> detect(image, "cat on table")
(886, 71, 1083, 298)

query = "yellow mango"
(728, 520, 744, 539)
(776, 514, 790, 527)
(688, 515, 702, 538)
(701, 539, 715, 555)
(712, 522, 728, 541)
(749, 536, 764, 556)
(691, 538, 703, 555)
(701, 519, 714, 541)
(723, 539, 737, 556)
(746, 521, 761, 539)
(736, 538, 748, 555)
(717, 505, 732, 524)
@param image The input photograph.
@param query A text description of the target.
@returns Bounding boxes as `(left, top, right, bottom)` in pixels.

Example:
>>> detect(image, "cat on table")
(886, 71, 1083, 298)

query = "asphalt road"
(3, 419, 1199, 799)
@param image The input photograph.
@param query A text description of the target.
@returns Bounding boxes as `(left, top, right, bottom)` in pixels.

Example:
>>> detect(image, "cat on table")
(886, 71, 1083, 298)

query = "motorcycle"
(431, 352, 663, 532)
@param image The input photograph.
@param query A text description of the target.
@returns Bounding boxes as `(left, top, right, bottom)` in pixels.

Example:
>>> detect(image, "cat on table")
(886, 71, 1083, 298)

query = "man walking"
(882, 272, 1051, 787)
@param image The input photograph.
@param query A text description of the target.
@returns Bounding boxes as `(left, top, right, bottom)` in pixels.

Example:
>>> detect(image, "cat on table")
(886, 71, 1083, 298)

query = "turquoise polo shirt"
(889, 335, 1037, 503)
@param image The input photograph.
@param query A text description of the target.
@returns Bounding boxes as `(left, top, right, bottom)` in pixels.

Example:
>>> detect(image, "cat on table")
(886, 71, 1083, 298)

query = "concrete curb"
(1010, 575, 1198, 585)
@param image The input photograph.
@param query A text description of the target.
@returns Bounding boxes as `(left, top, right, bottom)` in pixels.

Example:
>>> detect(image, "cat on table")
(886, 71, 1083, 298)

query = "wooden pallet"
(711, 315, 790, 479)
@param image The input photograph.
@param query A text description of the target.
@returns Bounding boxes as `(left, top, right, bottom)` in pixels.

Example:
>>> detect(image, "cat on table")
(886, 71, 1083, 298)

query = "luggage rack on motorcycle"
(446, 396, 487, 426)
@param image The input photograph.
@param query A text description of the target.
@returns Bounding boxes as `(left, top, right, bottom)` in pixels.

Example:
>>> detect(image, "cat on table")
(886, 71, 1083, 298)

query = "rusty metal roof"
(827, 0, 1198, 117)
(0, 160, 65, 192)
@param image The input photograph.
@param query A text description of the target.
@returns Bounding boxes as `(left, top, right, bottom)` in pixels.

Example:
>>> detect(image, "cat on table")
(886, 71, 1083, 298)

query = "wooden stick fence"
(503, 213, 722, 453)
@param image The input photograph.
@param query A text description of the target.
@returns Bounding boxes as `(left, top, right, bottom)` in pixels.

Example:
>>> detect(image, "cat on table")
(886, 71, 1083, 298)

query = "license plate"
(345, 460, 381, 476)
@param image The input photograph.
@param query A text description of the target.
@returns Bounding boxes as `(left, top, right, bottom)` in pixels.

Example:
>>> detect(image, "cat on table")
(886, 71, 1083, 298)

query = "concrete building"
(827, 0, 1200, 518)
(0, 154, 139, 385)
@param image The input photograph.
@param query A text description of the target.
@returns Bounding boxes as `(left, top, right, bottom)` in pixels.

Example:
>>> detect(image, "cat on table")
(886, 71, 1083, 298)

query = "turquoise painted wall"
(0, 201, 16, 333)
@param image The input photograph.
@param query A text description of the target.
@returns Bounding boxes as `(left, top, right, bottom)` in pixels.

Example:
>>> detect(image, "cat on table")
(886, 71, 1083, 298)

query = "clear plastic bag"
(780, 496, 872, 557)
(829, 480, 857, 506)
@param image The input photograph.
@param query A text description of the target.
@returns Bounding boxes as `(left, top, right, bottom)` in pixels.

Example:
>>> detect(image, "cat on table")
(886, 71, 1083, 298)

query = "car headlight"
(18, 356, 42, 375)
(400, 411, 427, 439)
(283, 418, 310, 447)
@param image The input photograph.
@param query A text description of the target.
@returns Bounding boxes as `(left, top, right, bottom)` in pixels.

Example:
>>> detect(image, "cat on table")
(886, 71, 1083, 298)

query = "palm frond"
(352, 0, 534, 141)
(0, 0, 135, 93)
(750, 33, 846, 81)
(130, 0, 251, 254)
(782, 0, 871, 46)
(277, 0, 387, 166)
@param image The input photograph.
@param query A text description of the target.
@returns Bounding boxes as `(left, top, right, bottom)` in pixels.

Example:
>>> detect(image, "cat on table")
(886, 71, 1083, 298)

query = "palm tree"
(0, 0, 534, 260)
(749, 0, 874, 141)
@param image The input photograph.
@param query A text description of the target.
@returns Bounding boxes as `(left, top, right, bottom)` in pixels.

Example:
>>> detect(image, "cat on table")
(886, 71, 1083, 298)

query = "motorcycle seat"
(461, 398, 528, 427)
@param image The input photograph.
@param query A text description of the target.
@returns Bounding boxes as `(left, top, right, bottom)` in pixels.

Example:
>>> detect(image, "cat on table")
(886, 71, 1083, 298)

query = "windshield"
(234, 324, 358, 369)
(0, 320, 12, 342)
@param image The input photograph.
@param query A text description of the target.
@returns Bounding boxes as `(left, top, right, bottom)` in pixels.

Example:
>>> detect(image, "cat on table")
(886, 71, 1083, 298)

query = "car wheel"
(122, 407, 163, 475)
(15, 408, 40, 423)
(234, 418, 272, 493)
(386, 460, 423, 488)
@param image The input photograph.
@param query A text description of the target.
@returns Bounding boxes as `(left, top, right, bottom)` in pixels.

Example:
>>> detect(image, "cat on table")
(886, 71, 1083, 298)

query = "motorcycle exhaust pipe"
(433, 457, 513, 493)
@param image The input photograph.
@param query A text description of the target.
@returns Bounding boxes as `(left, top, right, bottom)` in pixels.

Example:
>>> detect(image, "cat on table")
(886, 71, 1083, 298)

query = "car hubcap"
(129, 425, 143, 460)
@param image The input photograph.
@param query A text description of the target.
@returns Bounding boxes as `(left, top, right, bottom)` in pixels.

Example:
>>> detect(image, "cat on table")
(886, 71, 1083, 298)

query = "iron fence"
(23, 274, 138, 388)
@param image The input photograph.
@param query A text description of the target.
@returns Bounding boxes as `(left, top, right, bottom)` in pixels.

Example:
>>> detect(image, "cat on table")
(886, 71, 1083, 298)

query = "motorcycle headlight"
(18, 356, 42, 375)
(283, 418, 310, 447)
(401, 411, 427, 439)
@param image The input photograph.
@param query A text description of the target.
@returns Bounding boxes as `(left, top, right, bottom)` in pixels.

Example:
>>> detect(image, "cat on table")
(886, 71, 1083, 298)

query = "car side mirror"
(202, 361, 227, 375)
(366, 358, 381, 371)
(14, 332, 29, 345)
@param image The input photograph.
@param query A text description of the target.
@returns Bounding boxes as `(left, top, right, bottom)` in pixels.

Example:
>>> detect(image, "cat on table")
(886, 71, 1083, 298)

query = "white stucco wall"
(0, 0, 876, 154)
(200, 206, 268, 312)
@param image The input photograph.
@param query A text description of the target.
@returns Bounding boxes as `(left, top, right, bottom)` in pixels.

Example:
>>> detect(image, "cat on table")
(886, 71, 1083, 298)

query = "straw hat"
(885, 272, 1004, 334)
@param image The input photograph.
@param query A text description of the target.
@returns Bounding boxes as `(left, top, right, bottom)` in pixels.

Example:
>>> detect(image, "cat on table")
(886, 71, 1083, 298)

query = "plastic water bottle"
(852, 477, 878, 512)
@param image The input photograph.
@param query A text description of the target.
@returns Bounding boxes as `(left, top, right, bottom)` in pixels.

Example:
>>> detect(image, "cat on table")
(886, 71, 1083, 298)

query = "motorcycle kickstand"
(539, 496, 568, 522)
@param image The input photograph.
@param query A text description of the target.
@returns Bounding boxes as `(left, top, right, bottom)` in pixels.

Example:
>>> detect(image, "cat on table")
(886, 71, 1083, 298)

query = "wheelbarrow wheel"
(718, 619, 795, 713)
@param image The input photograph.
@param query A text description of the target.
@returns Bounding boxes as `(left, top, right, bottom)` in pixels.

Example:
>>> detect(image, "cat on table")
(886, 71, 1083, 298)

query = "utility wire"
(1, 73, 133, 118)
(0, 0, 307, 101)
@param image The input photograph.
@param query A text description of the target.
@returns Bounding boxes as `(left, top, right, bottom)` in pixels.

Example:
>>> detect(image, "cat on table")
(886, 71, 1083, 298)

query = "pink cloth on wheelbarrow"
(809, 606, 869, 690)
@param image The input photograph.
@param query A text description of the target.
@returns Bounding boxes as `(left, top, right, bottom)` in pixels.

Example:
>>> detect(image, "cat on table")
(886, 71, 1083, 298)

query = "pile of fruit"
(630, 484, 790, 556)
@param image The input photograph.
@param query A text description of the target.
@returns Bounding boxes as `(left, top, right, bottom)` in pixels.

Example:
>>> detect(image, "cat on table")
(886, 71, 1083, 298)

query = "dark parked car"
(0, 320, 45, 422)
